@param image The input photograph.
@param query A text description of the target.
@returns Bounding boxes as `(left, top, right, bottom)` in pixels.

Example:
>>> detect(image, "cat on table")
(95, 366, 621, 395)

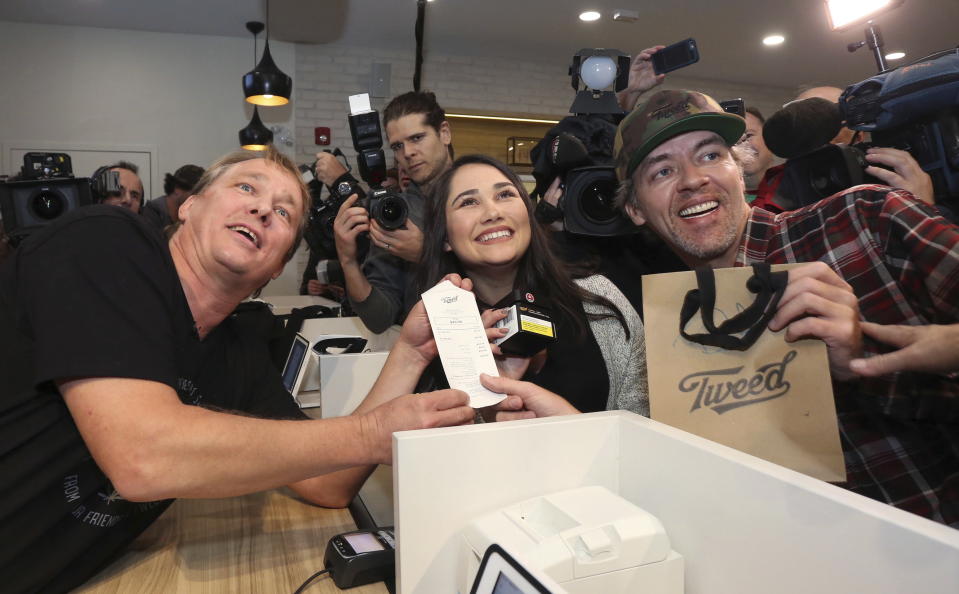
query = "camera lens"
(579, 177, 619, 223)
(30, 189, 67, 220)
(562, 166, 636, 236)
(373, 195, 408, 230)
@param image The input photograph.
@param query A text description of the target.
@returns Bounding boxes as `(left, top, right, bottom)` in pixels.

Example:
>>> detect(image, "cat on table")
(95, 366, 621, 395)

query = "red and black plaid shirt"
(735, 184, 959, 526)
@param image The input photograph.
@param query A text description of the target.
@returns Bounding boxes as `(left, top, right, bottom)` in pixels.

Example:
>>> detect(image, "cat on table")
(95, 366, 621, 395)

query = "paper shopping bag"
(642, 263, 846, 482)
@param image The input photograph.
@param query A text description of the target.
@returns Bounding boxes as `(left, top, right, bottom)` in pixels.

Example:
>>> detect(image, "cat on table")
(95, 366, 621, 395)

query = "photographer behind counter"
(0, 152, 136, 248)
(529, 45, 688, 316)
(90, 161, 145, 214)
(312, 90, 455, 334)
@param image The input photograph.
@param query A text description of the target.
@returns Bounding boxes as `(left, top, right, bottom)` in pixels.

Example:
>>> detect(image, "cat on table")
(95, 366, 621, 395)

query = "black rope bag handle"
(679, 263, 789, 351)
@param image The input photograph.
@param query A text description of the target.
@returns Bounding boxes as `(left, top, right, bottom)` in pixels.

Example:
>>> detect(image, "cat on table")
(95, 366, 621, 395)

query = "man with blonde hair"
(0, 146, 473, 591)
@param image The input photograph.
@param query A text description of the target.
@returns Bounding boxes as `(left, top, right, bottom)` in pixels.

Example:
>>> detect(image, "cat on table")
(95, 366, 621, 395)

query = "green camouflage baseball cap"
(614, 89, 746, 181)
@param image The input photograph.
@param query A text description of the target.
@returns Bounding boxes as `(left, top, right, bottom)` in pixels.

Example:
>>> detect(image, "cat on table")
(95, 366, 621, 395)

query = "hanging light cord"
(413, 0, 426, 91)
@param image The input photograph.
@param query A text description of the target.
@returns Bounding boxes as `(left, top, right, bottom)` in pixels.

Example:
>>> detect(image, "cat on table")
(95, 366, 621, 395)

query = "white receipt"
(422, 281, 505, 408)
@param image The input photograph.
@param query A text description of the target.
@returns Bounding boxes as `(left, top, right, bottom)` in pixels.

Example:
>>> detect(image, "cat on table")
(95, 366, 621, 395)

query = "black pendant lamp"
(239, 105, 274, 150)
(243, 5, 292, 107)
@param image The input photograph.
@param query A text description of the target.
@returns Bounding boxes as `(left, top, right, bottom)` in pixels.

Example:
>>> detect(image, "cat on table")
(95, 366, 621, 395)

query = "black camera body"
(559, 164, 631, 236)
(365, 186, 408, 231)
(0, 153, 95, 244)
(778, 107, 959, 210)
(870, 107, 959, 205)
(347, 99, 409, 231)
(312, 173, 408, 235)
(21, 152, 74, 180)
(532, 128, 637, 237)
(777, 142, 879, 209)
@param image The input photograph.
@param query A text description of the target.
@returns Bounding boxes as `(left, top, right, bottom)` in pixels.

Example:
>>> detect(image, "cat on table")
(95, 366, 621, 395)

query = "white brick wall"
(294, 42, 794, 166)
(279, 43, 796, 297)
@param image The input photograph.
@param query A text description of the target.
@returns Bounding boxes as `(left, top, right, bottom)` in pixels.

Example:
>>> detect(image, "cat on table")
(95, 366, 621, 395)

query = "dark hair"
(102, 160, 139, 175)
(416, 154, 628, 340)
(163, 164, 204, 195)
(745, 106, 765, 124)
(383, 90, 447, 133)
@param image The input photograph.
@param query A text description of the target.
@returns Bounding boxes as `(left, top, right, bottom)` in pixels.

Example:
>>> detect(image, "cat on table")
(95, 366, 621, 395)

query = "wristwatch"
(336, 180, 354, 197)
(329, 173, 360, 202)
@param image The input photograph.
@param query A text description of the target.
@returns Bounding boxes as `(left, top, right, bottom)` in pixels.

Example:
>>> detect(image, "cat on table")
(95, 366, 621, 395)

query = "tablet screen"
(470, 544, 558, 594)
(282, 335, 309, 393)
(492, 572, 524, 594)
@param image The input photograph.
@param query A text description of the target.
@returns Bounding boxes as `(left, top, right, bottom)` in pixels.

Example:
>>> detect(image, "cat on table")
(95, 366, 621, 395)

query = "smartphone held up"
(652, 38, 700, 75)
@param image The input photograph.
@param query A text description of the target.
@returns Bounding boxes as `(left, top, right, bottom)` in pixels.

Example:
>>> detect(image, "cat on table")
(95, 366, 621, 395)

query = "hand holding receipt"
(422, 280, 506, 408)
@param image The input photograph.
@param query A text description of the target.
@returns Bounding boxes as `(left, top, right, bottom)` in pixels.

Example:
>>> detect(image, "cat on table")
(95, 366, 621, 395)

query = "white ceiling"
(2, 0, 957, 89)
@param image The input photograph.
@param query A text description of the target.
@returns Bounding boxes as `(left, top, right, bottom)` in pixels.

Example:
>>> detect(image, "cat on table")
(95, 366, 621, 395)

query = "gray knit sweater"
(575, 275, 649, 416)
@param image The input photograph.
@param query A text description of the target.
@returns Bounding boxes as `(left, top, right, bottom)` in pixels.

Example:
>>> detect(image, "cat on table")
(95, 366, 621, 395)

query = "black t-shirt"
(140, 195, 173, 231)
(0, 206, 305, 593)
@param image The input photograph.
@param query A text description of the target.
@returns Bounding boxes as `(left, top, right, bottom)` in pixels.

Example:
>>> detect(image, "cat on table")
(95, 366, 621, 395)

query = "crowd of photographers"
(1, 39, 958, 592)
(296, 45, 959, 532)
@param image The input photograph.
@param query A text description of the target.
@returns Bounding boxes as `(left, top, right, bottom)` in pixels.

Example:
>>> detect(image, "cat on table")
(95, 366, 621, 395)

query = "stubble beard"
(667, 202, 746, 265)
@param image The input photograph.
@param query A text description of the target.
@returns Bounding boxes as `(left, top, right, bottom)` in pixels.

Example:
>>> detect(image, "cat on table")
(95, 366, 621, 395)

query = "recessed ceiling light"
(885, 51, 905, 60)
(763, 35, 785, 46)
(579, 11, 601, 21)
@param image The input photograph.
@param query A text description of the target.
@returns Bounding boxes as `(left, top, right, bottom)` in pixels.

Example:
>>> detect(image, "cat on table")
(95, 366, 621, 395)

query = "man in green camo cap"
(614, 89, 748, 269)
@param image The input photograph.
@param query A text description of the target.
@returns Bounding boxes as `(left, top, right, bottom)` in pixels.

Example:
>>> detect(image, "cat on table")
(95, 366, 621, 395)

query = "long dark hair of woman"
(415, 154, 628, 340)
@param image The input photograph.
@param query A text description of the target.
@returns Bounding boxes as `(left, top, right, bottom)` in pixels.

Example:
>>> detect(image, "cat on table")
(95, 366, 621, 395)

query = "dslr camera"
(346, 93, 409, 231)
(0, 153, 119, 244)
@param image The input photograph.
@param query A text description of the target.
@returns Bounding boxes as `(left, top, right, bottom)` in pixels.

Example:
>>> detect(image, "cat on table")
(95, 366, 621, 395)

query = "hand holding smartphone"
(652, 38, 700, 75)
(720, 98, 746, 117)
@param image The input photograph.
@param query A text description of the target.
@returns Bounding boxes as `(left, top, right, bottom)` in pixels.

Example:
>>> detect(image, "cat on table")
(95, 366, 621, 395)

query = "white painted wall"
(0, 20, 793, 296)
(0, 20, 302, 294)
(293, 42, 794, 167)
(0, 21, 296, 186)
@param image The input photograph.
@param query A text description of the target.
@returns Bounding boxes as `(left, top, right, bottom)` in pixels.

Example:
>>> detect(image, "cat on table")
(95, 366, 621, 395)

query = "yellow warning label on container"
(520, 315, 554, 337)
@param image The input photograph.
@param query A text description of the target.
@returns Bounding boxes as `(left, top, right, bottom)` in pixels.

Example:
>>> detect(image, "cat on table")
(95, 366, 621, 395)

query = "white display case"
(291, 317, 399, 410)
(392, 411, 959, 594)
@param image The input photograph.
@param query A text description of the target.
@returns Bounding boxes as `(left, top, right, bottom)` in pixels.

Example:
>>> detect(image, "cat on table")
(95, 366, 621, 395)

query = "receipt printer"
(460, 486, 683, 594)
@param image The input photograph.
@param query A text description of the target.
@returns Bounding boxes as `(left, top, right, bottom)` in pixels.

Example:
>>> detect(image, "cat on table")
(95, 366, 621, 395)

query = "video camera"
(0, 153, 118, 244)
(531, 127, 635, 236)
(764, 49, 959, 210)
(529, 48, 638, 237)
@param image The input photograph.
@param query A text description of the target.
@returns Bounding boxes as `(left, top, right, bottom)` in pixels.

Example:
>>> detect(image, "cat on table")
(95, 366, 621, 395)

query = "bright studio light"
(825, 0, 904, 31)
(579, 11, 601, 22)
(580, 56, 617, 89)
(885, 51, 906, 60)
(763, 34, 785, 46)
